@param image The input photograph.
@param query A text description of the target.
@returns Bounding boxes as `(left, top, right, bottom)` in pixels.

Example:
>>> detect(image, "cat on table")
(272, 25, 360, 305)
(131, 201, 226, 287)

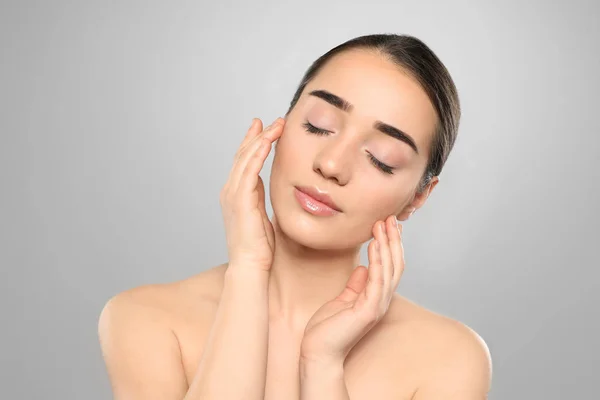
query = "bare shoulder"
(97, 263, 229, 398)
(386, 294, 493, 398)
(98, 262, 228, 328)
(387, 293, 491, 349)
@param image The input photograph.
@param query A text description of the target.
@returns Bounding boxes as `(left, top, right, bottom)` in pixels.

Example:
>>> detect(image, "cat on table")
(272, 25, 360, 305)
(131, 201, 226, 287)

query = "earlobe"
(412, 177, 439, 208)
(396, 208, 417, 222)
(425, 176, 440, 197)
(397, 177, 439, 221)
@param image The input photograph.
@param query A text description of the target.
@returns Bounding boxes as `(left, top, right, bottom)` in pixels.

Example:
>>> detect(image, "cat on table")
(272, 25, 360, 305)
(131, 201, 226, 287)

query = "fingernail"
(249, 118, 255, 129)
(392, 217, 397, 227)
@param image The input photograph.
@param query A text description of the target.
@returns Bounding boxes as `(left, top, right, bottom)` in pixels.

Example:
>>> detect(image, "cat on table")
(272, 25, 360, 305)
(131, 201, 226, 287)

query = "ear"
(397, 177, 439, 221)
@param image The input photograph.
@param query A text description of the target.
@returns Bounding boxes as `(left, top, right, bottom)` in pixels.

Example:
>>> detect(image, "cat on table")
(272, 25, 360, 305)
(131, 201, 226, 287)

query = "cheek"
(354, 180, 403, 217)
(273, 128, 308, 167)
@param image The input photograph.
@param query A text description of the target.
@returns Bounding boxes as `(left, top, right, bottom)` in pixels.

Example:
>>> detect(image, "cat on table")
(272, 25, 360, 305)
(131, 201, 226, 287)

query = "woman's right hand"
(220, 117, 285, 273)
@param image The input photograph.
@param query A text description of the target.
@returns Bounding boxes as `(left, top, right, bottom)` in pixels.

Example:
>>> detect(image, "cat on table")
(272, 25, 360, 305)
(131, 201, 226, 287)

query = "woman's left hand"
(300, 215, 405, 365)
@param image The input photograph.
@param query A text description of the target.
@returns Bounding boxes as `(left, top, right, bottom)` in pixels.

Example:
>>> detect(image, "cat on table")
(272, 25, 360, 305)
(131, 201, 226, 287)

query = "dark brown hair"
(284, 33, 461, 195)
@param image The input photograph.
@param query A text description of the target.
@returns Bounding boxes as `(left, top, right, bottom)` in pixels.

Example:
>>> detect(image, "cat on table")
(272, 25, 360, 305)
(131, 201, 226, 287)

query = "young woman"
(98, 33, 492, 400)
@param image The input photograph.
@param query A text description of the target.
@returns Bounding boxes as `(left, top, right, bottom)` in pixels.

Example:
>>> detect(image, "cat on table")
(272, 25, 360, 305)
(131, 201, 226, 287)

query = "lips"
(295, 185, 342, 212)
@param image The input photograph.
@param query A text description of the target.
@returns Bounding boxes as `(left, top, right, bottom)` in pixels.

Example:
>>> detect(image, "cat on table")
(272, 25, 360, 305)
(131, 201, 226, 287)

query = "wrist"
(300, 355, 345, 379)
(222, 265, 270, 301)
(225, 263, 270, 282)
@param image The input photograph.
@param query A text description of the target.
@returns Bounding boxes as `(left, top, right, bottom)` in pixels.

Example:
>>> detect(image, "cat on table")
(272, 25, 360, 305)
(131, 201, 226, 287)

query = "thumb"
(336, 266, 369, 303)
(256, 176, 275, 248)
(256, 175, 266, 211)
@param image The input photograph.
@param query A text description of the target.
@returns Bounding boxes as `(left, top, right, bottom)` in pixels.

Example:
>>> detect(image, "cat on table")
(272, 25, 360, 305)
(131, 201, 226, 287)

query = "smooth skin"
(300, 219, 405, 365)
(98, 49, 492, 400)
(221, 118, 282, 273)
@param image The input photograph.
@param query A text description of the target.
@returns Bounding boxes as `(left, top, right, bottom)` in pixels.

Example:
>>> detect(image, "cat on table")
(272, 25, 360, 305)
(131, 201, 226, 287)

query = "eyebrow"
(307, 89, 420, 155)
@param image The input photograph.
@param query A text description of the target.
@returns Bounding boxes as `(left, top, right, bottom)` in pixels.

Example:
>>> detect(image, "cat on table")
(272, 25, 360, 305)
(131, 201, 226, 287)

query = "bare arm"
(98, 286, 189, 400)
(183, 267, 270, 399)
(98, 269, 270, 400)
(98, 118, 283, 399)
(299, 358, 349, 400)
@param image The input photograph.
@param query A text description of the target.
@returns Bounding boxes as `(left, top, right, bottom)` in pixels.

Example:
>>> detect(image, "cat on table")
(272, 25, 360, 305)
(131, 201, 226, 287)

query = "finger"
(240, 120, 283, 164)
(264, 118, 285, 140)
(246, 118, 262, 140)
(241, 118, 284, 152)
(237, 137, 272, 201)
(388, 220, 405, 290)
(364, 237, 384, 307)
(229, 121, 283, 192)
(224, 119, 262, 194)
(377, 218, 393, 296)
(233, 118, 265, 163)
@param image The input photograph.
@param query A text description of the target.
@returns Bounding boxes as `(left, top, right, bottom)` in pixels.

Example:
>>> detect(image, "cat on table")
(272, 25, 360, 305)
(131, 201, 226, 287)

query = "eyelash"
(302, 121, 395, 175)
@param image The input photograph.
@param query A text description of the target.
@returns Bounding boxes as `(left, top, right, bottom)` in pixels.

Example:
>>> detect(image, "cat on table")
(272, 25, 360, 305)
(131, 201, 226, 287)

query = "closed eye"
(302, 121, 331, 135)
(302, 121, 395, 175)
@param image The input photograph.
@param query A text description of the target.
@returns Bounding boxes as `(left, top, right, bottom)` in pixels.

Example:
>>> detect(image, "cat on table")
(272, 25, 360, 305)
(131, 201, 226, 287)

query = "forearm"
(299, 358, 349, 400)
(184, 267, 270, 400)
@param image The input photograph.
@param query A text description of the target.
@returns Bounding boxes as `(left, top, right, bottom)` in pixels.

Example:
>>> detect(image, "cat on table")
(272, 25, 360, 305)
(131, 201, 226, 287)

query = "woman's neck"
(267, 217, 361, 333)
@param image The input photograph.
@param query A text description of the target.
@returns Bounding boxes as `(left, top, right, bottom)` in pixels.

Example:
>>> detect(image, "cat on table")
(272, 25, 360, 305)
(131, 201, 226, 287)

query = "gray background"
(1, 0, 598, 398)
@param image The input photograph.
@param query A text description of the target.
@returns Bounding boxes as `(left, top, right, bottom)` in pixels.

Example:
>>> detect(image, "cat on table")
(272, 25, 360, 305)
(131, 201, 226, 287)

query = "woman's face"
(270, 49, 439, 250)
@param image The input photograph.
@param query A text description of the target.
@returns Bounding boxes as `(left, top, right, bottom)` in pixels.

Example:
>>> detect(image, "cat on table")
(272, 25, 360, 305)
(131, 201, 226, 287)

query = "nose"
(312, 138, 353, 186)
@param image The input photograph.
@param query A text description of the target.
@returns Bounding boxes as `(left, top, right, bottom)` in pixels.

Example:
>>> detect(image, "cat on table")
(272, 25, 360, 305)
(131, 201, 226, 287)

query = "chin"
(270, 187, 359, 251)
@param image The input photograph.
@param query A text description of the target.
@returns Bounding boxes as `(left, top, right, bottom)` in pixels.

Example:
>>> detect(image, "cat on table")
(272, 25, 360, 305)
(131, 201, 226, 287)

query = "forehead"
(303, 49, 438, 150)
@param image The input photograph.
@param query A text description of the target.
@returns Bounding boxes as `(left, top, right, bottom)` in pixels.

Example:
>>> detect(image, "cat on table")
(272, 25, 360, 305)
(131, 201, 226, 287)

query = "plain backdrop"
(1, 0, 599, 399)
